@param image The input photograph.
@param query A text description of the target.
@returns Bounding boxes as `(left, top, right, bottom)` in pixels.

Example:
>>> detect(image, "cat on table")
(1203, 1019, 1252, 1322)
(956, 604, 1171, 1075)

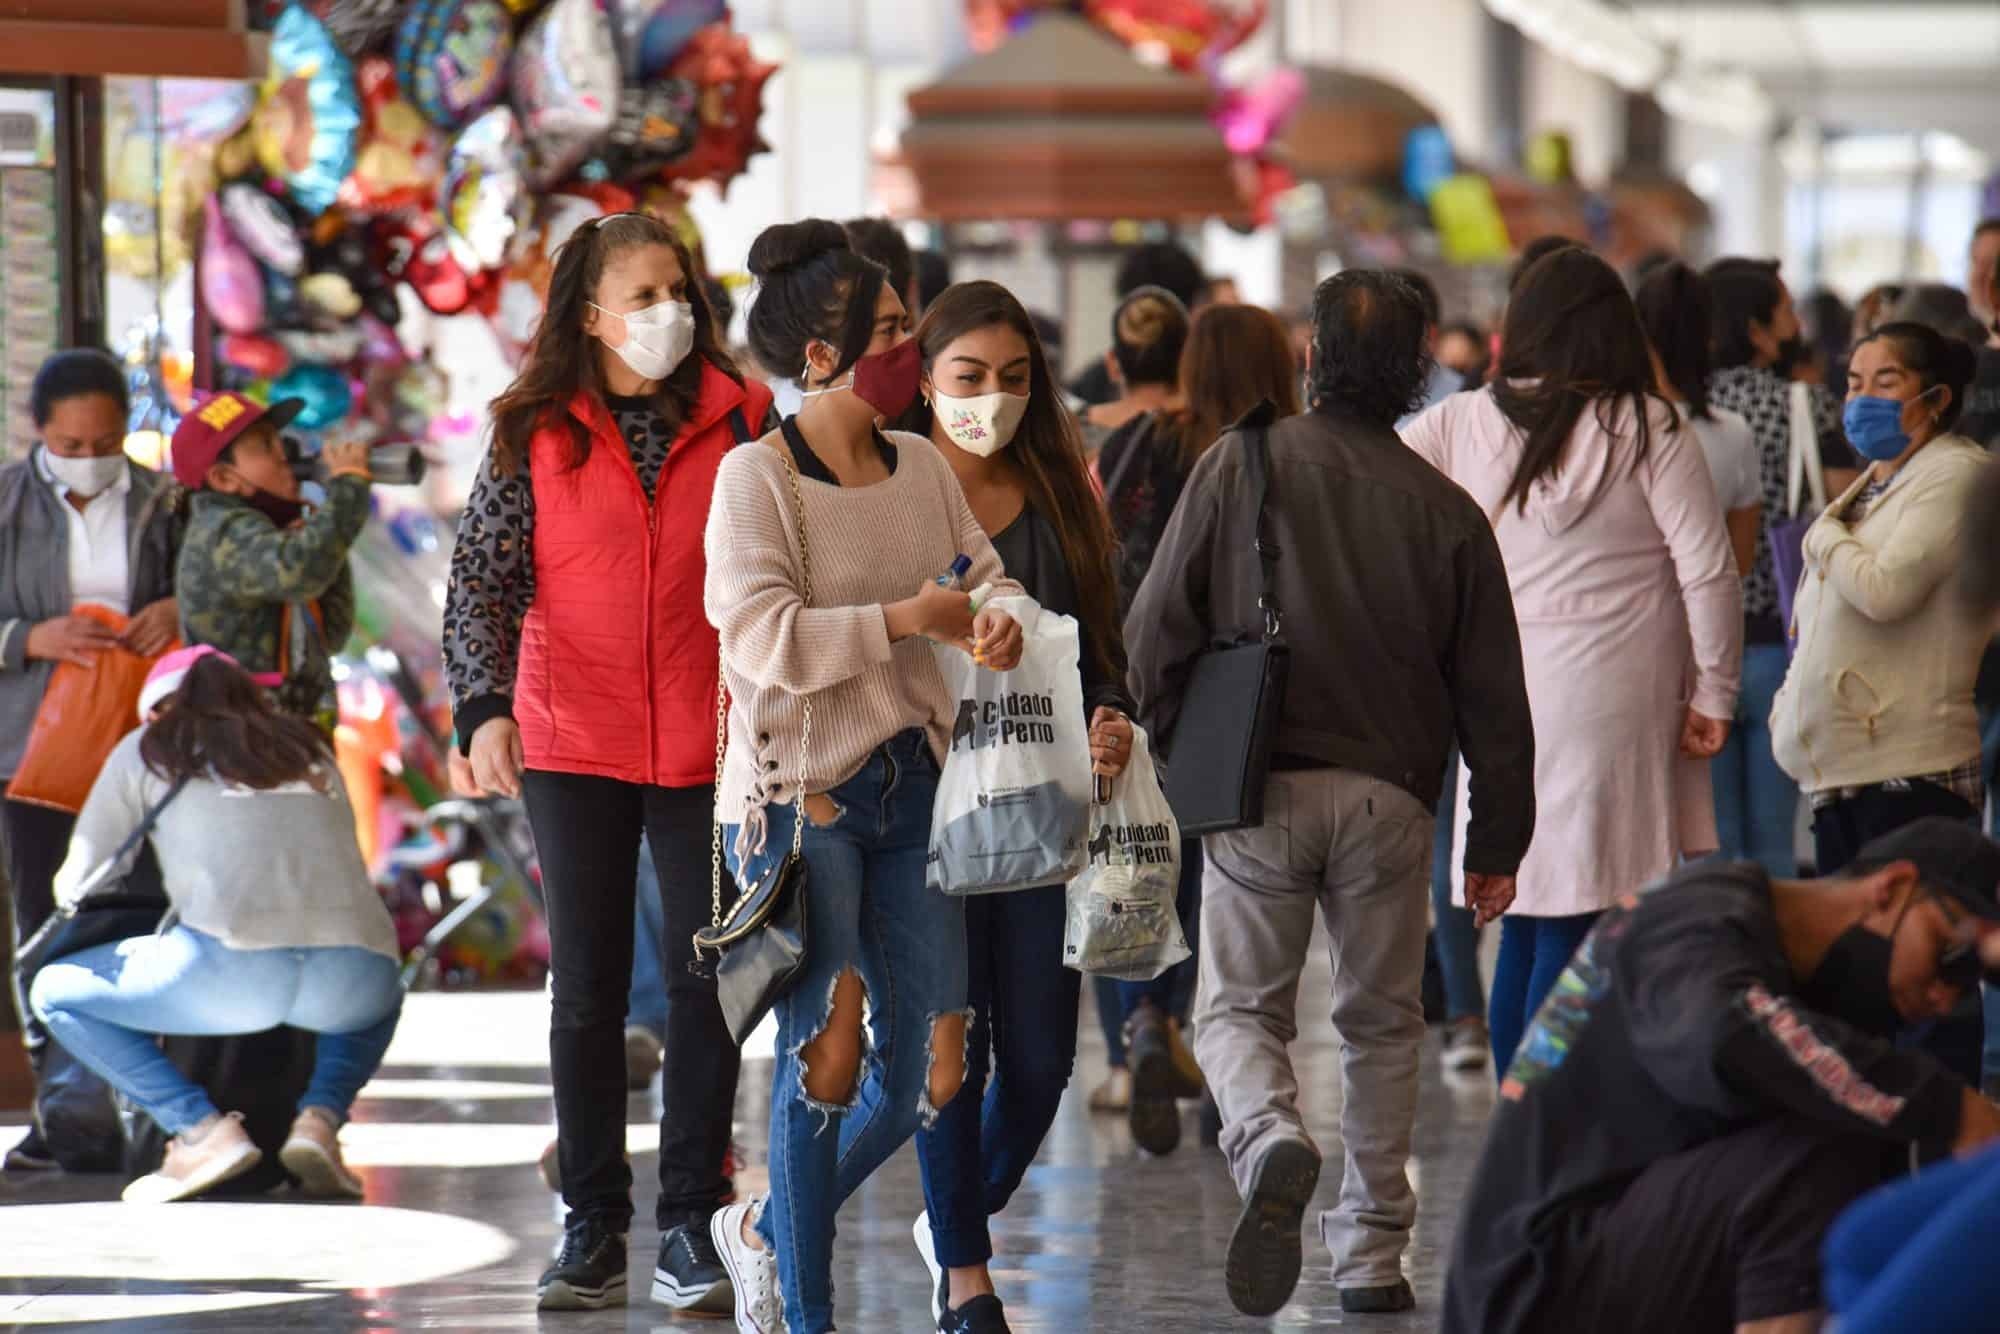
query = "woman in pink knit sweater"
(701, 220, 1024, 1334)
(1402, 247, 1743, 1075)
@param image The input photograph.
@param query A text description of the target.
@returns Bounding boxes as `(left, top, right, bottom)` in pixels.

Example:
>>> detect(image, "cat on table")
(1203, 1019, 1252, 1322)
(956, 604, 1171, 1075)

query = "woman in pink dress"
(1401, 249, 1743, 1073)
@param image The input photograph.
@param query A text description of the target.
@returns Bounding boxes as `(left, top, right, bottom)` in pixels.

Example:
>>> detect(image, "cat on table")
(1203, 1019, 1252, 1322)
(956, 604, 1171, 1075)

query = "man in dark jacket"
(1125, 269, 1535, 1318)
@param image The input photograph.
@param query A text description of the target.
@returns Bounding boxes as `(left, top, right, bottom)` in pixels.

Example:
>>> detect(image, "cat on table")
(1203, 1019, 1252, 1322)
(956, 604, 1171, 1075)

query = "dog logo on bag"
(950, 692, 1058, 752)
(1087, 821, 1174, 866)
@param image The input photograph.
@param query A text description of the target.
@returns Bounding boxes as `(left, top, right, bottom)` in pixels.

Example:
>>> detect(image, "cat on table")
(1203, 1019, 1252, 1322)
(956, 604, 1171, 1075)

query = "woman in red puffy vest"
(443, 212, 772, 1315)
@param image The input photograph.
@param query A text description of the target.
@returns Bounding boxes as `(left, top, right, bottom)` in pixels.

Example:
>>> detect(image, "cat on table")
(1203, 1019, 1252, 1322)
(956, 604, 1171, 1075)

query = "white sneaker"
(711, 1198, 784, 1333)
(914, 1211, 947, 1325)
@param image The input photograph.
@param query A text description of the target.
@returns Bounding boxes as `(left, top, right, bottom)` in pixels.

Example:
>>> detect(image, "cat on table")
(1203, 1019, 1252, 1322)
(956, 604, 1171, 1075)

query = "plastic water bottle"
(935, 554, 972, 590)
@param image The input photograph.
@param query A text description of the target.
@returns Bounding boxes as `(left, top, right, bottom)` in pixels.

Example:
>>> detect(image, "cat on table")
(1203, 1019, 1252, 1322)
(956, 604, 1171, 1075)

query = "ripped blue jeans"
(724, 728, 967, 1334)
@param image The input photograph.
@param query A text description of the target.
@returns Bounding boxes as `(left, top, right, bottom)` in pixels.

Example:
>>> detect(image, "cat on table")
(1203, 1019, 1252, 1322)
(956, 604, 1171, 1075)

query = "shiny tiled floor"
(0, 944, 1496, 1330)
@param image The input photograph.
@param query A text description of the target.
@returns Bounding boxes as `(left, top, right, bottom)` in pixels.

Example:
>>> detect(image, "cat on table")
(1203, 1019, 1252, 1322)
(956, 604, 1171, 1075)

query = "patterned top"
(1706, 366, 1850, 641)
(442, 401, 676, 719)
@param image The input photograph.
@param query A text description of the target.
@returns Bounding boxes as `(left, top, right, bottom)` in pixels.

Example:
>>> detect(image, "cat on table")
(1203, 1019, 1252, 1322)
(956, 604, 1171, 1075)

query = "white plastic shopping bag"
(927, 594, 1093, 896)
(1063, 726, 1189, 980)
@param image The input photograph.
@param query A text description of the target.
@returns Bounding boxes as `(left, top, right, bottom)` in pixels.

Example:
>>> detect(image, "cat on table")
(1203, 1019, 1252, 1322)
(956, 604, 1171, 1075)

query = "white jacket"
(1771, 435, 1992, 794)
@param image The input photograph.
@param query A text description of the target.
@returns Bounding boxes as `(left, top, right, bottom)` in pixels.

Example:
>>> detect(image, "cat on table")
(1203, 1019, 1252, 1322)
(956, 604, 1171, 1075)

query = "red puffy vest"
(514, 361, 773, 788)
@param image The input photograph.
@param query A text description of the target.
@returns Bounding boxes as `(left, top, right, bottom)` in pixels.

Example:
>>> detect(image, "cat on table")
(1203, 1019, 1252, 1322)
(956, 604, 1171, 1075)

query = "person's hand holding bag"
(971, 607, 1023, 672)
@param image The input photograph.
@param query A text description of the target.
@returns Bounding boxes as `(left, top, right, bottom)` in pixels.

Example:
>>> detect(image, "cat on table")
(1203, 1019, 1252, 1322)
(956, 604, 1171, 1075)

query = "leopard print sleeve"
(444, 449, 535, 743)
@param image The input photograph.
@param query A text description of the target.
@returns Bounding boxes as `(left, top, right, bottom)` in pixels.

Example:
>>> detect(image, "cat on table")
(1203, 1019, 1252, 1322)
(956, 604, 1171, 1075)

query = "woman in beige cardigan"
(1771, 319, 1990, 1076)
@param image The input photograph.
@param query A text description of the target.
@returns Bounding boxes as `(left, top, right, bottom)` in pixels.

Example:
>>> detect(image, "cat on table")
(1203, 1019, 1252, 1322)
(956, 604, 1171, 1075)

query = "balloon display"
(441, 105, 530, 272)
(200, 195, 267, 334)
(396, 0, 516, 131)
(341, 57, 443, 212)
(255, 6, 363, 216)
(220, 182, 306, 275)
(513, 0, 621, 188)
(273, 362, 354, 432)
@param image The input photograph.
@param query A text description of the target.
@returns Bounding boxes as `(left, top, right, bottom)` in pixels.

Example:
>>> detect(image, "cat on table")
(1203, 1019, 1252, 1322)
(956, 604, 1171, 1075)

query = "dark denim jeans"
(1489, 912, 1601, 1075)
(1713, 643, 1801, 873)
(1429, 751, 1484, 1021)
(916, 881, 1081, 1267)
(727, 730, 967, 1334)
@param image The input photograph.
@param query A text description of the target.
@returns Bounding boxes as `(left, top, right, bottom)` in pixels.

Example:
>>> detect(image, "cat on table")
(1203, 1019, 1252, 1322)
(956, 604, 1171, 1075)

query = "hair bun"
(748, 219, 850, 281)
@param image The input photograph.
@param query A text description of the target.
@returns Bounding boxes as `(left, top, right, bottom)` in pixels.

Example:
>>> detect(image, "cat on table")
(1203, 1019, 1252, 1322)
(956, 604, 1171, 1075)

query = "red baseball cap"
(169, 392, 304, 490)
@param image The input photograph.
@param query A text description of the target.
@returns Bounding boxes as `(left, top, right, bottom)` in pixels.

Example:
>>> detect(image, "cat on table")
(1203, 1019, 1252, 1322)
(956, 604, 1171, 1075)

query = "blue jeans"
(1488, 912, 1600, 1075)
(1713, 642, 1800, 873)
(30, 925, 402, 1136)
(725, 730, 966, 1334)
(917, 882, 1081, 1268)
(1429, 752, 1484, 1021)
(629, 844, 667, 1039)
(1825, 1143, 2000, 1331)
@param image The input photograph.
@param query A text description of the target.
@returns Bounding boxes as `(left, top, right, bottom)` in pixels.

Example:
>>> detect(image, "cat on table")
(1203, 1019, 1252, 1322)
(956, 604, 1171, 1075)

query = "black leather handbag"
(1161, 404, 1291, 836)
(15, 776, 190, 986)
(692, 444, 812, 1045)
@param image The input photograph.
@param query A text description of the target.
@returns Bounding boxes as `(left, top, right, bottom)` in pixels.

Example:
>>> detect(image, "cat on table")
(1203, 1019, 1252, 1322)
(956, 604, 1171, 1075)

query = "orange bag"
(5, 605, 179, 815)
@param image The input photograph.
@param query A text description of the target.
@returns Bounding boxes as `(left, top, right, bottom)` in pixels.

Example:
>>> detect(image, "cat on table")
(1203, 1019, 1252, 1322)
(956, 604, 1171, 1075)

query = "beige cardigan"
(1771, 434, 1992, 794)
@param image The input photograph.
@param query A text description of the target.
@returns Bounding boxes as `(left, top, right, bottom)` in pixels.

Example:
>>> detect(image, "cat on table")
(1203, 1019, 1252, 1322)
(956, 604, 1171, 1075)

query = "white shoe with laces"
(711, 1198, 784, 1333)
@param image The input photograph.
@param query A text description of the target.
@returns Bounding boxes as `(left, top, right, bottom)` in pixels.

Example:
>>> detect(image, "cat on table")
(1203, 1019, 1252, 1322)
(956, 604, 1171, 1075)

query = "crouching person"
(30, 647, 402, 1204)
(1444, 818, 2000, 1334)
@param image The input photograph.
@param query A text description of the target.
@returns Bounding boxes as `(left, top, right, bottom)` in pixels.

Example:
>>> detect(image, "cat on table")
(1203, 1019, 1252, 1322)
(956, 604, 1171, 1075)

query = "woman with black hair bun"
(704, 219, 1026, 1334)
(1773, 322, 1994, 1085)
(1077, 286, 1189, 455)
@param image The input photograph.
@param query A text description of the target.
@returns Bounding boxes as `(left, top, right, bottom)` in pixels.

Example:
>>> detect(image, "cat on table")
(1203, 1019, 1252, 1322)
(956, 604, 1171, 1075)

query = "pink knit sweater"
(703, 430, 1017, 851)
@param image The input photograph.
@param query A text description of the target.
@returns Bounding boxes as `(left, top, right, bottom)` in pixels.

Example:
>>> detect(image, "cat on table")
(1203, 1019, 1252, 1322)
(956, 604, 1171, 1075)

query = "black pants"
(1814, 781, 1984, 1085)
(6, 799, 77, 1059)
(522, 771, 740, 1231)
(1545, 1120, 1899, 1331)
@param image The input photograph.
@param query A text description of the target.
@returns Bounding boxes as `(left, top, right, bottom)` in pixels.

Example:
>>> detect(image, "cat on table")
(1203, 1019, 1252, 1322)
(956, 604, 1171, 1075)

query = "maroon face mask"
(808, 337, 922, 420)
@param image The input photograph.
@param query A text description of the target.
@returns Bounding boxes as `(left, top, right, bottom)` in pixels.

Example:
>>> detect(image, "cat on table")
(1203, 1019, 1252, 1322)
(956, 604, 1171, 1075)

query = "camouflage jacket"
(177, 475, 370, 724)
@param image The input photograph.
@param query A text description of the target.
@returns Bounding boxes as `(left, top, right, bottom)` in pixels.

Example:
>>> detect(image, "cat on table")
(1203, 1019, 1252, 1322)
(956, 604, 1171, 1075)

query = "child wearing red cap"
(169, 392, 372, 729)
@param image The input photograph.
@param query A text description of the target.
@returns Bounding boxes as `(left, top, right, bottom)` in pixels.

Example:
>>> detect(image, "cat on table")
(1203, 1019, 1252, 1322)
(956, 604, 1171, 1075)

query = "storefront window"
(0, 85, 58, 460)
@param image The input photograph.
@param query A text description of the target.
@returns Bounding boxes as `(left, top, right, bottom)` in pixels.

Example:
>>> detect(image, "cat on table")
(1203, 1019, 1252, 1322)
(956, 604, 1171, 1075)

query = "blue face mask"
(1842, 389, 1936, 462)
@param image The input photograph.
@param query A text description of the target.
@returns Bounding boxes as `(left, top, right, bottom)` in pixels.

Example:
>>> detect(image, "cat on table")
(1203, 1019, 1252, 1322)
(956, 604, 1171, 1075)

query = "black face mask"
(1798, 923, 1903, 1035)
(245, 488, 308, 529)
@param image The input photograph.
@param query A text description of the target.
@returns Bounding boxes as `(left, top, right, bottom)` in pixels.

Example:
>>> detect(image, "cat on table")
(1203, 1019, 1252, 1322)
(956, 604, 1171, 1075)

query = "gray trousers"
(1192, 767, 1432, 1287)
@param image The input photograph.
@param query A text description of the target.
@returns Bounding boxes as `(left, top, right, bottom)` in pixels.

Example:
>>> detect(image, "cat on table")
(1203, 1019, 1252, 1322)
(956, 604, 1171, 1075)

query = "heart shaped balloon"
(512, 0, 621, 189)
(200, 195, 268, 334)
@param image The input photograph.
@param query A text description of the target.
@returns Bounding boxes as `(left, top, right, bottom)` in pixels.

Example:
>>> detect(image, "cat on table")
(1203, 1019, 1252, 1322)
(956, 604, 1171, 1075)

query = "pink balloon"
(200, 195, 267, 335)
(359, 314, 410, 368)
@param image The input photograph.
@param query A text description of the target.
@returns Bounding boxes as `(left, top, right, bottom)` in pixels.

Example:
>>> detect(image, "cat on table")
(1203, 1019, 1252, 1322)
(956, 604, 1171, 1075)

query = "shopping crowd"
(5, 211, 2000, 1334)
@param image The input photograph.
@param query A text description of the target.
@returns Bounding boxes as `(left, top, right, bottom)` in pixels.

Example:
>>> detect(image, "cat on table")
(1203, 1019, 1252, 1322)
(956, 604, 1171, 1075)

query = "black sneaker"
(941, 1293, 1011, 1333)
(1224, 1138, 1321, 1317)
(4, 1125, 59, 1173)
(537, 1217, 628, 1310)
(1341, 1278, 1416, 1314)
(1125, 1007, 1181, 1156)
(650, 1221, 731, 1313)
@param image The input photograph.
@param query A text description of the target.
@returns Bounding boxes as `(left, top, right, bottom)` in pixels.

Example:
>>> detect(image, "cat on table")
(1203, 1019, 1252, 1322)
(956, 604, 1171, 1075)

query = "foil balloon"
(220, 182, 306, 275)
(273, 363, 354, 433)
(254, 6, 363, 217)
(221, 334, 291, 379)
(441, 105, 530, 272)
(512, 0, 621, 189)
(1402, 125, 1455, 204)
(340, 57, 443, 212)
(659, 24, 777, 188)
(263, 268, 311, 328)
(602, 78, 699, 181)
(158, 78, 258, 143)
(1084, 0, 1268, 72)
(402, 226, 476, 315)
(306, 0, 409, 57)
(277, 326, 368, 364)
(634, 0, 727, 77)
(395, 0, 515, 132)
(302, 272, 366, 321)
(199, 196, 267, 335)
(1213, 66, 1302, 157)
(359, 314, 412, 369)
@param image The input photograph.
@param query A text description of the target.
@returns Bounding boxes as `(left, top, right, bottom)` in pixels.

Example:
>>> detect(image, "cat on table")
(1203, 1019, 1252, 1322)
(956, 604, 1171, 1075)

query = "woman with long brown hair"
(1090, 301, 1299, 1147)
(887, 278, 1133, 1333)
(1402, 246, 1742, 1073)
(30, 648, 401, 1205)
(442, 211, 774, 1313)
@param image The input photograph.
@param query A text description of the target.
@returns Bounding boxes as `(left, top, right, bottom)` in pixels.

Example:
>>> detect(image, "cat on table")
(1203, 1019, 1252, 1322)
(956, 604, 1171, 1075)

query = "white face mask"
(44, 450, 125, 497)
(933, 389, 1029, 457)
(592, 300, 695, 382)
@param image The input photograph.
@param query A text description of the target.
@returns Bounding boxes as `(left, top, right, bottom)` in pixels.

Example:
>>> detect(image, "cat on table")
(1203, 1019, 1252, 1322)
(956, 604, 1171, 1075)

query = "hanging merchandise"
(221, 182, 307, 275)
(254, 6, 365, 217)
(395, 0, 516, 132)
(220, 334, 292, 379)
(199, 196, 268, 335)
(630, 0, 727, 77)
(272, 362, 355, 432)
(441, 105, 530, 272)
(1430, 174, 1513, 265)
(383, 217, 476, 315)
(275, 325, 367, 365)
(307, 0, 410, 57)
(340, 58, 443, 212)
(1402, 125, 1455, 204)
(657, 22, 777, 188)
(512, 0, 622, 189)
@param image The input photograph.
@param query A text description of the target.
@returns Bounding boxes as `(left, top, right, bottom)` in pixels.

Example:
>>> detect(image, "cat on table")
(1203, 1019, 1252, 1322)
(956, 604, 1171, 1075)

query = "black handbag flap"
(696, 852, 806, 951)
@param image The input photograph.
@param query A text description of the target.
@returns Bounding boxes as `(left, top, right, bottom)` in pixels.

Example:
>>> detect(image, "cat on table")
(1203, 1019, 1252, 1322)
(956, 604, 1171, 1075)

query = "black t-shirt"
(778, 415, 896, 485)
(1959, 345, 2000, 451)
(1442, 862, 1964, 1334)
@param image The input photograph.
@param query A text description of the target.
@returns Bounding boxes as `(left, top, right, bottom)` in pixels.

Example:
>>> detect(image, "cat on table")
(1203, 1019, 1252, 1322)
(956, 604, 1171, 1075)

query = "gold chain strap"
(709, 448, 815, 932)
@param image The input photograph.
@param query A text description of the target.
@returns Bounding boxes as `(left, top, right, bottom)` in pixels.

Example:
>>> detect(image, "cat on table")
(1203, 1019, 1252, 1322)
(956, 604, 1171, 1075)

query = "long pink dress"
(1402, 389, 1743, 918)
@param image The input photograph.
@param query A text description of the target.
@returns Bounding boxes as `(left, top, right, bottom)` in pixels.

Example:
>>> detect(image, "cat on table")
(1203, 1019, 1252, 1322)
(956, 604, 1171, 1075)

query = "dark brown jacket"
(1125, 402, 1536, 875)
